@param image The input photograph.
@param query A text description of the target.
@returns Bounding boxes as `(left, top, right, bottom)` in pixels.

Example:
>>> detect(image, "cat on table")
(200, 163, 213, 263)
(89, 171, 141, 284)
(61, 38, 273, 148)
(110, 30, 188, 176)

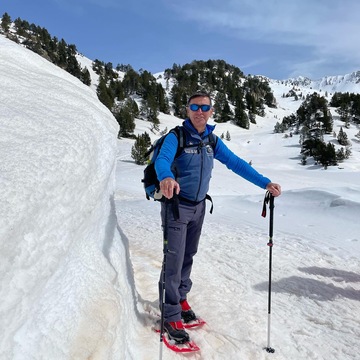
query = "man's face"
(187, 96, 213, 133)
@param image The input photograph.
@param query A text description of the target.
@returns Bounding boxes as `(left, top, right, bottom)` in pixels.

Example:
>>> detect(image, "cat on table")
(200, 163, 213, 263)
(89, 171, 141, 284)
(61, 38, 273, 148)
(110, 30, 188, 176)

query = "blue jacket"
(155, 119, 271, 202)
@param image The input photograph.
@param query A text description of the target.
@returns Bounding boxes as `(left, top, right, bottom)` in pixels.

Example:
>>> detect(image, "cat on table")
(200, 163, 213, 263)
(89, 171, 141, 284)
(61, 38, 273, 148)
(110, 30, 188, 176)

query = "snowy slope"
(1, 33, 360, 360)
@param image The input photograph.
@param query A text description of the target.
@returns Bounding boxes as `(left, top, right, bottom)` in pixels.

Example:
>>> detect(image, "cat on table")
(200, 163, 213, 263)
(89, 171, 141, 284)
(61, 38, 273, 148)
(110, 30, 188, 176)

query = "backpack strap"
(171, 126, 185, 158)
(208, 132, 218, 150)
(175, 126, 217, 153)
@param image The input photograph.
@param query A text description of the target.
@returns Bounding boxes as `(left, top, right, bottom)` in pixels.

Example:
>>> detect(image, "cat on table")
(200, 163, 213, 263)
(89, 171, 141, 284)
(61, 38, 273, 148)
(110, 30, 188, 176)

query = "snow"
(1, 34, 360, 360)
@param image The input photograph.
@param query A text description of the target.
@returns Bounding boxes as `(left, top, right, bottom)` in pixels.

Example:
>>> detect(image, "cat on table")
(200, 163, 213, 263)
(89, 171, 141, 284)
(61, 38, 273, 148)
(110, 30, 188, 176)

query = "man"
(155, 91, 281, 343)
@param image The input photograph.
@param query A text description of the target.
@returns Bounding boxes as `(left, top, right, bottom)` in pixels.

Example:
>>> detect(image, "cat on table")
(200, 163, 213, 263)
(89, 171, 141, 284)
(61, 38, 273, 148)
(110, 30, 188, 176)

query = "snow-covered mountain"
(1, 33, 360, 360)
(272, 70, 360, 94)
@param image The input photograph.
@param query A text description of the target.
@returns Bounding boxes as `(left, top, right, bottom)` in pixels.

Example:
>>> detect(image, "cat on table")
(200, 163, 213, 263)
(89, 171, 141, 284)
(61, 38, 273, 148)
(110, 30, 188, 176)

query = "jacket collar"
(183, 119, 216, 137)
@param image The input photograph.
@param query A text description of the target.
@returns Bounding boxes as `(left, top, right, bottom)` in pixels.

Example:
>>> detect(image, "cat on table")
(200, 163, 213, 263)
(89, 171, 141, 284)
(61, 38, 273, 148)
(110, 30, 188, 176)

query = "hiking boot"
(180, 299, 197, 323)
(164, 320, 190, 343)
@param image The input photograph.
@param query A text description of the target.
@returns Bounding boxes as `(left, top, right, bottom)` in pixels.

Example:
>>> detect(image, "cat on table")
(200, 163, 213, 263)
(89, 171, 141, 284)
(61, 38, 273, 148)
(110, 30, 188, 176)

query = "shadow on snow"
(253, 267, 360, 302)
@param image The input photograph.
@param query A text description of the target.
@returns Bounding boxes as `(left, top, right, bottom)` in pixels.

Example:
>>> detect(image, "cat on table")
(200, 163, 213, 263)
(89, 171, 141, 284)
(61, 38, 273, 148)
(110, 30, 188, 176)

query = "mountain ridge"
(267, 70, 360, 94)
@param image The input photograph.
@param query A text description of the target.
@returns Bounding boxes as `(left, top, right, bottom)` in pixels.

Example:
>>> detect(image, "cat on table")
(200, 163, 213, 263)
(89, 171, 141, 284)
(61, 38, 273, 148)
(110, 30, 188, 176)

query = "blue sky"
(1, 0, 359, 80)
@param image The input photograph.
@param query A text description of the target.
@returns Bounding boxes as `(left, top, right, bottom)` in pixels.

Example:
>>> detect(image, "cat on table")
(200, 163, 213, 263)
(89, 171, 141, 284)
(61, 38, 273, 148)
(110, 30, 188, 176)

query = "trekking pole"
(159, 192, 180, 359)
(159, 199, 169, 360)
(261, 191, 275, 353)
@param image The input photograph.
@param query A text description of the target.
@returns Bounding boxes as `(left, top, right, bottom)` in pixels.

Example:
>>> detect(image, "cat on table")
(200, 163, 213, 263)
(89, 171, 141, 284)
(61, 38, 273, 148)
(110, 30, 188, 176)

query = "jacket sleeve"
(214, 137, 271, 189)
(154, 132, 178, 181)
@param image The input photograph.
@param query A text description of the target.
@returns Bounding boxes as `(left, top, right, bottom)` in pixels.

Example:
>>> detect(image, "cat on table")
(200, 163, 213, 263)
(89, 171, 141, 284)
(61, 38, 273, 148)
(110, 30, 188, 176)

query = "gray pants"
(159, 200, 206, 323)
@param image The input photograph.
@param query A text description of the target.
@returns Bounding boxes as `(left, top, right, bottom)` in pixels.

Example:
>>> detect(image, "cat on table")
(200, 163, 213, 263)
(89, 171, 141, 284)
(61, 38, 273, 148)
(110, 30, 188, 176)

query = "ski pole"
(261, 191, 275, 353)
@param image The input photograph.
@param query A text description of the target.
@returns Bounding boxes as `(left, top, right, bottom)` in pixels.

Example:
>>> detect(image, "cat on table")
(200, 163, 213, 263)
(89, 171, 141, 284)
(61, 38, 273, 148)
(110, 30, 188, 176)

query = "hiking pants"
(159, 200, 206, 323)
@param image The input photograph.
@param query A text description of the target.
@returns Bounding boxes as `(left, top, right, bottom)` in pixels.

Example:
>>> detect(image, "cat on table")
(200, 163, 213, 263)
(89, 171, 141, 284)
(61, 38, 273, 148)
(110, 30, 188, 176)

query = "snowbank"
(0, 35, 137, 359)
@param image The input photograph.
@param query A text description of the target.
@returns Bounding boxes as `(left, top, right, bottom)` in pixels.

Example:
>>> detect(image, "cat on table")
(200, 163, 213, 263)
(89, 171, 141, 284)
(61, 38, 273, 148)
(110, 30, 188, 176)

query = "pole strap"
(262, 191, 274, 246)
(261, 191, 271, 218)
(171, 194, 180, 221)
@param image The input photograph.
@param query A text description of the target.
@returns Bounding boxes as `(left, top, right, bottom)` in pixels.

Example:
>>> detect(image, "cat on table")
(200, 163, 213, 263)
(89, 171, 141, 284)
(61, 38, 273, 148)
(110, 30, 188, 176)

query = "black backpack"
(141, 126, 217, 202)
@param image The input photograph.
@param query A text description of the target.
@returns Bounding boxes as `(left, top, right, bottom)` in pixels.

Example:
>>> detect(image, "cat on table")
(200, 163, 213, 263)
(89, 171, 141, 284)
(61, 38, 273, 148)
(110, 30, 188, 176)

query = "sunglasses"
(188, 104, 212, 112)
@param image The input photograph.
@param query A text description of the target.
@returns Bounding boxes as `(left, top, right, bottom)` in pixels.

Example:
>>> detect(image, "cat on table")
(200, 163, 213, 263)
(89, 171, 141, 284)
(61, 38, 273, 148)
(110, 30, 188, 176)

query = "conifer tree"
(56, 39, 68, 67)
(316, 142, 337, 168)
(114, 98, 137, 137)
(66, 50, 82, 78)
(337, 127, 349, 146)
(1, 13, 11, 33)
(13, 17, 29, 37)
(234, 99, 249, 129)
(213, 92, 227, 123)
(81, 67, 91, 86)
(97, 77, 114, 110)
(220, 100, 233, 122)
(131, 133, 151, 165)
(274, 121, 284, 133)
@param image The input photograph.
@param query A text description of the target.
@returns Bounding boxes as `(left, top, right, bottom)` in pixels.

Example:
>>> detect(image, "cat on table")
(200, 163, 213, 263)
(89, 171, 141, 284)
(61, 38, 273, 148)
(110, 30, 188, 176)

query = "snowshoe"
(163, 321, 190, 343)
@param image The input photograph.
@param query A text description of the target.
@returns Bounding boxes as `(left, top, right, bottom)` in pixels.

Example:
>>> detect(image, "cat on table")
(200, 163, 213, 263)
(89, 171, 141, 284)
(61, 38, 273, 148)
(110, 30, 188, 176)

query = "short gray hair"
(187, 91, 212, 106)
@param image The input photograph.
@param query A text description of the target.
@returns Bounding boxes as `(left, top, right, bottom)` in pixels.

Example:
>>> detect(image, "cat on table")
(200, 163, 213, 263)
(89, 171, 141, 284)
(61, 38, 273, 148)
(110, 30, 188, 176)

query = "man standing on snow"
(155, 91, 281, 343)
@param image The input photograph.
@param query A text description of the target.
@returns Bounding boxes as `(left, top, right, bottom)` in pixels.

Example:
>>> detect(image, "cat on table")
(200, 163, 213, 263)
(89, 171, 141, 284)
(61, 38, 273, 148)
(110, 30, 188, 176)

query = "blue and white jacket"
(155, 119, 271, 203)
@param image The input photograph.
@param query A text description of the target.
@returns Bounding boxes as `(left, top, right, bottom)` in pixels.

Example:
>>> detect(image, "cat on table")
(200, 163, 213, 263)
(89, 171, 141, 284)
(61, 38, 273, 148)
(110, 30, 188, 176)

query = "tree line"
(2, 13, 359, 169)
(1, 13, 91, 85)
(1, 13, 276, 140)
(94, 59, 277, 139)
(274, 91, 360, 168)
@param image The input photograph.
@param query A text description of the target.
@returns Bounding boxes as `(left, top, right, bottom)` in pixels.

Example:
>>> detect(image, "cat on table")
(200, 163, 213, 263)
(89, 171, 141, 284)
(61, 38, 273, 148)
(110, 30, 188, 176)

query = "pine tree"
(234, 99, 249, 129)
(56, 39, 68, 67)
(337, 127, 349, 146)
(131, 133, 151, 165)
(13, 17, 29, 37)
(81, 67, 91, 86)
(140, 95, 159, 124)
(66, 49, 82, 79)
(264, 91, 276, 107)
(114, 98, 137, 137)
(220, 100, 232, 122)
(1, 13, 11, 33)
(310, 141, 337, 168)
(97, 77, 114, 110)
(122, 68, 140, 96)
(336, 148, 346, 161)
(273, 121, 284, 133)
(213, 92, 227, 123)
(245, 93, 257, 113)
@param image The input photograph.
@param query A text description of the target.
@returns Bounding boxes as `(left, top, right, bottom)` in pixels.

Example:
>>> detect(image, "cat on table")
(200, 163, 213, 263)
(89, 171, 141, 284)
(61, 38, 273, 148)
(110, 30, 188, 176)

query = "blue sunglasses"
(188, 104, 212, 112)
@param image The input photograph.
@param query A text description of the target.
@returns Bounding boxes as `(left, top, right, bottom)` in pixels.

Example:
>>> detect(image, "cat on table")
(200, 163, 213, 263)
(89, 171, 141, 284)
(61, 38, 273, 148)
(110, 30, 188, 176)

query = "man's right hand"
(159, 177, 180, 199)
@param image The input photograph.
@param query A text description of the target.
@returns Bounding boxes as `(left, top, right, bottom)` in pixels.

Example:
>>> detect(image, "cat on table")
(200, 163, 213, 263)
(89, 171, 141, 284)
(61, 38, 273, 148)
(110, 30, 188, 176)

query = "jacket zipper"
(195, 141, 205, 201)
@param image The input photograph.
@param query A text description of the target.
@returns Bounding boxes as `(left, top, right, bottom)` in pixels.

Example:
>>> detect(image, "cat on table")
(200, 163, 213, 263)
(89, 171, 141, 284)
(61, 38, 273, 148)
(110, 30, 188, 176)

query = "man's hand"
(159, 177, 180, 199)
(266, 182, 282, 197)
